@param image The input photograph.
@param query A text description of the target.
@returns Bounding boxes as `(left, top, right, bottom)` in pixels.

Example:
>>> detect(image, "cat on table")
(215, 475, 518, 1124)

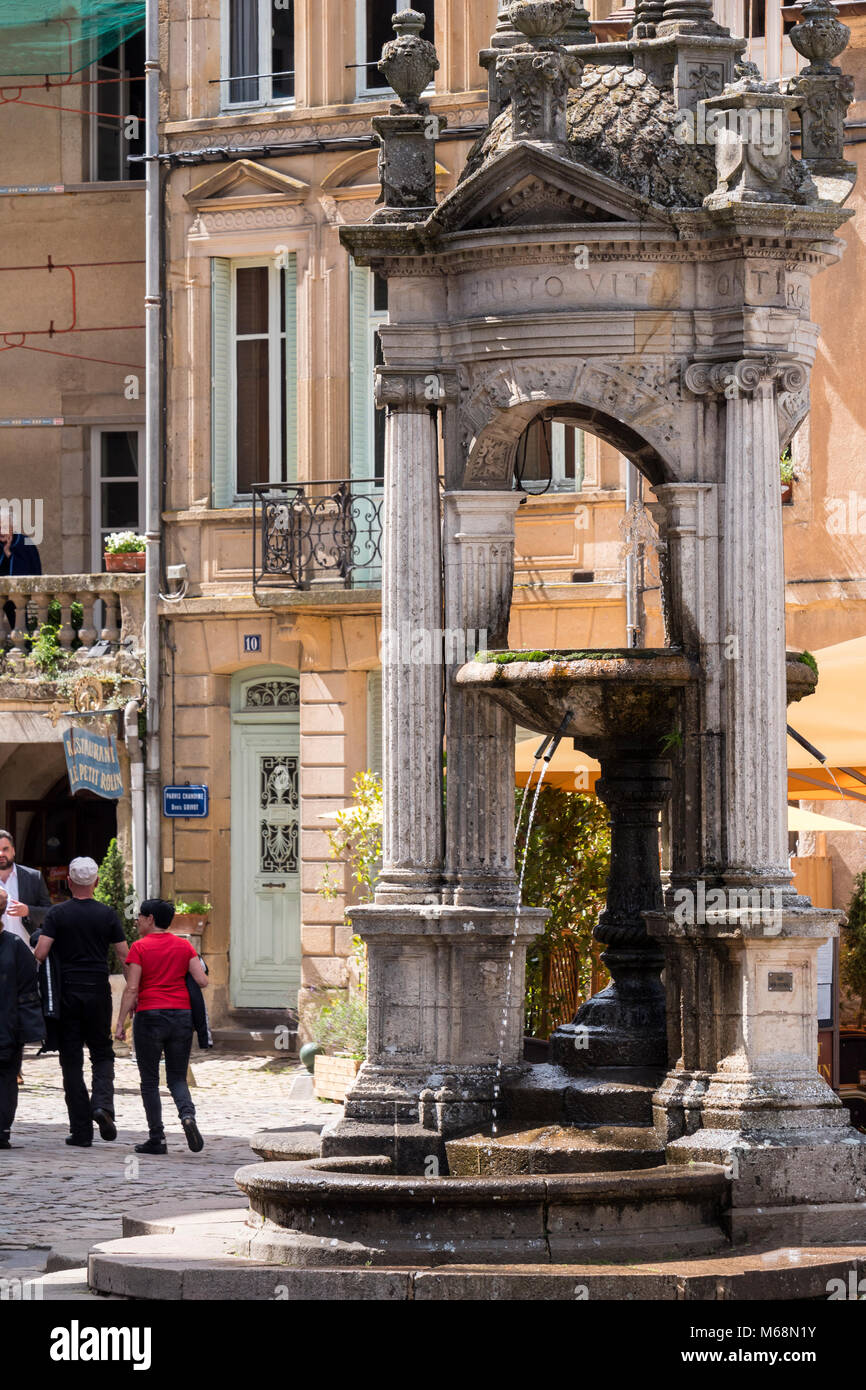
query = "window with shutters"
(350, 261, 388, 488)
(356, 0, 435, 98)
(222, 0, 295, 108)
(211, 256, 298, 508)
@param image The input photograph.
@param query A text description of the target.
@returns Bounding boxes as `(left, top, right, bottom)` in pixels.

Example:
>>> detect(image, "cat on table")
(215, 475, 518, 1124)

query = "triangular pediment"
(185, 160, 310, 210)
(432, 144, 669, 233)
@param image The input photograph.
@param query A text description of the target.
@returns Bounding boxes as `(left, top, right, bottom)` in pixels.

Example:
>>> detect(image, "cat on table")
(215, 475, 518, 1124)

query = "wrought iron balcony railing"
(253, 480, 383, 593)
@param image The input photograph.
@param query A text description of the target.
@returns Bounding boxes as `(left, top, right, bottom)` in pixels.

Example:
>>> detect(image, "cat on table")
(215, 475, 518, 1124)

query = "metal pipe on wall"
(123, 698, 146, 898)
(144, 0, 161, 895)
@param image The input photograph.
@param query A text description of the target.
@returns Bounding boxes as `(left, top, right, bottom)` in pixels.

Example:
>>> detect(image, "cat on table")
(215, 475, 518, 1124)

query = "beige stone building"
(0, 17, 146, 882)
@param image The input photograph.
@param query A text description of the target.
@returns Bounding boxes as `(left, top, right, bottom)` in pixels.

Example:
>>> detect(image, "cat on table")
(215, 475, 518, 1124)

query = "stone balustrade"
(0, 574, 144, 663)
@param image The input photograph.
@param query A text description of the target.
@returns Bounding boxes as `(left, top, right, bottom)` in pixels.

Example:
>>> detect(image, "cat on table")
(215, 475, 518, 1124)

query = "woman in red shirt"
(115, 899, 209, 1155)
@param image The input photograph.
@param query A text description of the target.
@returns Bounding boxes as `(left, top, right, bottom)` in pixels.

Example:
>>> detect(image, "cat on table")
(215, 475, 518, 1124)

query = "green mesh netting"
(0, 1, 145, 78)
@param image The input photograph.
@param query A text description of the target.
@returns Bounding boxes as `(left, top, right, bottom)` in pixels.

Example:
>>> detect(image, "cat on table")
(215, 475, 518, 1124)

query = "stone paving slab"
(0, 1047, 334, 1284)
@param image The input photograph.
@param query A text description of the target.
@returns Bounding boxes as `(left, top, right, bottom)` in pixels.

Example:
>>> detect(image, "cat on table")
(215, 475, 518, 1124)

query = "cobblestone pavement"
(0, 1046, 335, 1280)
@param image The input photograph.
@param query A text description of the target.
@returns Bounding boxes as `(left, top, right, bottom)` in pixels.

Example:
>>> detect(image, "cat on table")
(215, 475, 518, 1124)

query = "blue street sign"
(163, 785, 210, 819)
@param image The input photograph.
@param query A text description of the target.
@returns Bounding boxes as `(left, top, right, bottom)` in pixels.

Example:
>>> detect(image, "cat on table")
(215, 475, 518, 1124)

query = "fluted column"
(443, 492, 522, 907)
(375, 369, 446, 904)
(684, 357, 804, 885)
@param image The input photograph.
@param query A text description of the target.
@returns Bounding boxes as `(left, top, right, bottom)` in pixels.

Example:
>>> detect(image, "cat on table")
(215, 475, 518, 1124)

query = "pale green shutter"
(350, 260, 372, 482)
(211, 258, 232, 507)
(283, 254, 298, 485)
(367, 669, 383, 777)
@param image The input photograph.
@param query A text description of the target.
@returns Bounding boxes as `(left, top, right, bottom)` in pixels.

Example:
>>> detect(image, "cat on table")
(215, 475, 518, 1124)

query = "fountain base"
(446, 1123, 664, 1175)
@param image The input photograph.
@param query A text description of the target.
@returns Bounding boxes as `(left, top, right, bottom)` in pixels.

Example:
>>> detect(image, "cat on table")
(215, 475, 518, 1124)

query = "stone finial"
(788, 0, 851, 74)
(495, 0, 583, 146)
(631, 0, 664, 38)
(656, 0, 726, 37)
(699, 87, 818, 207)
(562, 2, 596, 44)
(508, 0, 574, 38)
(379, 8, 440, 113)
(784, 0, 855, 194)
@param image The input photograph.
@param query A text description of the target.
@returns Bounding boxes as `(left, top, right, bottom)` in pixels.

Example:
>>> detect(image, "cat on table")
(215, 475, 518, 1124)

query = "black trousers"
(133, 1008, 195, 1140)
(0, 1047, 23, 1137)
(57, 978, 115, 1139)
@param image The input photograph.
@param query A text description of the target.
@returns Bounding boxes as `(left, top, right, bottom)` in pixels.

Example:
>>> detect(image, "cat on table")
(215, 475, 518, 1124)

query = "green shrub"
(94, 838, 136, 971)
(310, 993, 367, 1059)
(519, 786, 611, 1037)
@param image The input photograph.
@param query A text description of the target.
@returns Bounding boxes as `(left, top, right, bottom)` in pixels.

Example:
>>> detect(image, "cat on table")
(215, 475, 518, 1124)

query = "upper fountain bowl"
(457, 648, 818, 759)
(457, 648, 697, 758)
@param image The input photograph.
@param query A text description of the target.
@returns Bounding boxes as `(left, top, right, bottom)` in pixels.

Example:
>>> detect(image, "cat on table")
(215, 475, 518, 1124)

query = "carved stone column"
(442, 491, 522, 907)
(685, 356, 800, 887)
(659, 358, 866, 1222)
(375, 369, 446, 905)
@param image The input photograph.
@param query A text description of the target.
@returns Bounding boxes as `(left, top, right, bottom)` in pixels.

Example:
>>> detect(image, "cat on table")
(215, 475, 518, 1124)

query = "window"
(212, 257, 298, 507)
(743, 0, 766, 39)
(90, 32, 145, 181)
(350, 262, 388, 488)
(223, 0, 295, 107)
(90, 429, 144, 568)
(514, 417, 586, 495)
(357, 0, 434, 97)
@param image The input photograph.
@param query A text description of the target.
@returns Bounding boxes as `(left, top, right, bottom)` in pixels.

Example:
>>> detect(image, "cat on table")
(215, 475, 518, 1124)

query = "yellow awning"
(787, 635, 866, 804)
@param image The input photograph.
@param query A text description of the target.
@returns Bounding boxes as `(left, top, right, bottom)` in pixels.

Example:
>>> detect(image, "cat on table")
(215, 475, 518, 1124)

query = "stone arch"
(457, 356, 683, 491)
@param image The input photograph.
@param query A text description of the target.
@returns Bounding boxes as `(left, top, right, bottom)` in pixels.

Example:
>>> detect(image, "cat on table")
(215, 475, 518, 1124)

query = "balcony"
(0, 574, 144, 704)
(253, 480, 383, 596)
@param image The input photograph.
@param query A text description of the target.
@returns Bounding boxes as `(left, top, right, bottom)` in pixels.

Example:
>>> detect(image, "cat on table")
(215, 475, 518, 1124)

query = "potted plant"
(780, 449, 796, 505)
(311, 991, 367, 1102)
(172, 899, 212, 936)
(104, 531, 147, 573)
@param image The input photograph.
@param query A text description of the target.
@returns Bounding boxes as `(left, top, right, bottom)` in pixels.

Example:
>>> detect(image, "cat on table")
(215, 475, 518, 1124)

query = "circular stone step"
(446, 1125, 664, 1176)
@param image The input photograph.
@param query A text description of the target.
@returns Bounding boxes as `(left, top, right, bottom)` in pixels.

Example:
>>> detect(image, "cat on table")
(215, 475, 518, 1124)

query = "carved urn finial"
(379, 8, 440, 112)
(788, 0, 851, 74)
(507, 0, 573, 40)
(496, 0, 583, 145)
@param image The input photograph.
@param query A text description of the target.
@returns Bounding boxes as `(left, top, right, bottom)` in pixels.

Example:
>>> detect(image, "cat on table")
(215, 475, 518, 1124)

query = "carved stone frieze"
(458, 355, 683, 485)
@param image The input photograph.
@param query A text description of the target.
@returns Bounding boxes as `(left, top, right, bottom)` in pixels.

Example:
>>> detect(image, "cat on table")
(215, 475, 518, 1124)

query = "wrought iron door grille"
(253, 480, 383, 591)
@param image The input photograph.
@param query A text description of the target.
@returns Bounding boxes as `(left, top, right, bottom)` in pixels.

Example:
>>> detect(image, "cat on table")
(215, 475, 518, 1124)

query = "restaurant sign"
(63, 726, 123, 800)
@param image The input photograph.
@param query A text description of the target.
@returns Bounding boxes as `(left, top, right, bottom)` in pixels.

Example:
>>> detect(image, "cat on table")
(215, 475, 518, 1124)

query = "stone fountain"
(89, 0, 866, 1298)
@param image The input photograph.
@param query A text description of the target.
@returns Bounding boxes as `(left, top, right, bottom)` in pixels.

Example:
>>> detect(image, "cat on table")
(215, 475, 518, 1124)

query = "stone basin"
(456, 647, 696, 759)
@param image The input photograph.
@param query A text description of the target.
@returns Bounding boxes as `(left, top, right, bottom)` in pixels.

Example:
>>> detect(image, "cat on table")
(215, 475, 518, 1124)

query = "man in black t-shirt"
(35, 857, 129, 1146)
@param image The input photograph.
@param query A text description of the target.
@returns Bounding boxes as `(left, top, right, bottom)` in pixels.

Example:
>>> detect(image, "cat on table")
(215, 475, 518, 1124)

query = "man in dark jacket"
(0, 829, 51, 947)
(0, 888, 45, 1146)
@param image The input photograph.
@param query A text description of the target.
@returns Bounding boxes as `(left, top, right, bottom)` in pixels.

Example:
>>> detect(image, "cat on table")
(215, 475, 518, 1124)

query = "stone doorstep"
(85, 1218, 866, 1301)
(210, 1027, 299, 1057)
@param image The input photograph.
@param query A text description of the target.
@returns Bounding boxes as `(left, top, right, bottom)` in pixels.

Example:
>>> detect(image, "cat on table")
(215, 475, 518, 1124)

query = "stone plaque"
(768, 971, 794, 993)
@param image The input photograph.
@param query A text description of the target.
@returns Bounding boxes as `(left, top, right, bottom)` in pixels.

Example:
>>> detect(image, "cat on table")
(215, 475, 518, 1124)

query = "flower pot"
(781, 484, 793, 505)
(105, 551, 145, 573)
(173, 913, 209, 936)
(313, 1053, 362, 1102)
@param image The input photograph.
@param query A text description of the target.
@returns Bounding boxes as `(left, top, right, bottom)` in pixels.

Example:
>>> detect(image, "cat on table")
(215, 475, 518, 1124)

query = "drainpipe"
(625, 460, 642, 649)
(144, 0, 161, 895)
(124, 698, 147, 900)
